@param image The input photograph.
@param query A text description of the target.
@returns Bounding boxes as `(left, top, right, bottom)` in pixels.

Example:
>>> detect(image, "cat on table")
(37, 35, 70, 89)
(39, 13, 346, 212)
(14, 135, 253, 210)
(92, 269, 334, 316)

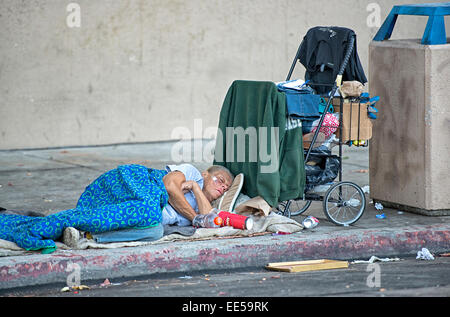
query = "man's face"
(202, 170, 233, 202)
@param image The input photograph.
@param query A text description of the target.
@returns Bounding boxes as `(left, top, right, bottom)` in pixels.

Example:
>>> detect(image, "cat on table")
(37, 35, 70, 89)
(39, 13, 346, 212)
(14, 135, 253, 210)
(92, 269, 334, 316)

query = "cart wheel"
(323, 181, 366, 226)
(276, 199, 311, 217)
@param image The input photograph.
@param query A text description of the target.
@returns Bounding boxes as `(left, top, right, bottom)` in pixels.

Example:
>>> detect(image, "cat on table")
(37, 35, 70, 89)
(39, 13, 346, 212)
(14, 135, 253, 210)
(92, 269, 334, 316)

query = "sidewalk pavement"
(0, 141, 449, 291)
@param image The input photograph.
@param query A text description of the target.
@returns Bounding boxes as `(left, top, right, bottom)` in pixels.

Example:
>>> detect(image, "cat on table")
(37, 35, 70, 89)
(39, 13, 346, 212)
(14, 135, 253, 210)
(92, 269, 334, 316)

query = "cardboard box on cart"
(302, 98, 373, 149)
(332, 98, 372, 142)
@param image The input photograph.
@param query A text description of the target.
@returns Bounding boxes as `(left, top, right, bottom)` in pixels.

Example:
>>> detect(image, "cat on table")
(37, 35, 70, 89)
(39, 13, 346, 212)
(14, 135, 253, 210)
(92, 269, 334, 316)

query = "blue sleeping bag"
(0, 165, 168, 253)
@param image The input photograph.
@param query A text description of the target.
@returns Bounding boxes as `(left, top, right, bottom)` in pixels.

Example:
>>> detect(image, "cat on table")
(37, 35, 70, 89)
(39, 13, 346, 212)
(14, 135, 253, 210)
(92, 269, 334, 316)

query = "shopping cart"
(276, 27, 368, 226)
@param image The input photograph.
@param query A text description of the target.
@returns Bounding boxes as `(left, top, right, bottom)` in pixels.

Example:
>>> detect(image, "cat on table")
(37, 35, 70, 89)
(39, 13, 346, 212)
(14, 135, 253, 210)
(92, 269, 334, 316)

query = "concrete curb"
(1, 223, 449, 291)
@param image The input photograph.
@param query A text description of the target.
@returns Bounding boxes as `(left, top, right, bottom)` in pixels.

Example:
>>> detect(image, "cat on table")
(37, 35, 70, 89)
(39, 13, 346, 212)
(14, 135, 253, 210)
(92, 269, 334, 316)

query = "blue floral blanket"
(0, 165, 168, 253)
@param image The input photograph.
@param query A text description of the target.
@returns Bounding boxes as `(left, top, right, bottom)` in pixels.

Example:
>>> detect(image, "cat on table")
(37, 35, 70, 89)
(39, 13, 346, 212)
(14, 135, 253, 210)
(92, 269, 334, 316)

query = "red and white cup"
(218, 211, 254, 230)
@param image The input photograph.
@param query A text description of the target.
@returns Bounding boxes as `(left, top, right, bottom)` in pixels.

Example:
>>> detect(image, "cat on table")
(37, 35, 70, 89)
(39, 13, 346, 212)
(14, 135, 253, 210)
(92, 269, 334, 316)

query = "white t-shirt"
(162, 164, 204, 226)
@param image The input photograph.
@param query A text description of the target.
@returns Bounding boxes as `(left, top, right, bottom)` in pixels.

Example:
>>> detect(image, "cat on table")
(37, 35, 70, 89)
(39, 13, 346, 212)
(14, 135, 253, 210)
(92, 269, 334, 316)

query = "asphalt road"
(3, 256, 449, 299)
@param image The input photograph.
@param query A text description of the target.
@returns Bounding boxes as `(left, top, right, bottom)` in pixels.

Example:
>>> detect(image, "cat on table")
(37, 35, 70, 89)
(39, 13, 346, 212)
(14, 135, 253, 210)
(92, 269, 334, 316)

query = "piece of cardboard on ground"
(266, 259, 349, 273)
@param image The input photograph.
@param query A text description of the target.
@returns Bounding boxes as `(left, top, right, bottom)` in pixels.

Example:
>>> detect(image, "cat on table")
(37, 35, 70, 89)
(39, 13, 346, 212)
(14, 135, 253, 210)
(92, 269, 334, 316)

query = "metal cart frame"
(276, 34, 367, 226)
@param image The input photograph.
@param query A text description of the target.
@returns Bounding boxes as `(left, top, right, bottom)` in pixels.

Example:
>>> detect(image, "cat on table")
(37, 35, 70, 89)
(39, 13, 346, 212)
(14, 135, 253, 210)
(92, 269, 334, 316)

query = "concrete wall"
(0, 0, 447, 150)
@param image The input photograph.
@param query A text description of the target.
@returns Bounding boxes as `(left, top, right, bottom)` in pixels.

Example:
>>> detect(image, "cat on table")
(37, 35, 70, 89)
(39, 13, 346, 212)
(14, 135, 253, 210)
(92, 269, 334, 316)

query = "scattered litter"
(72, 285, 90, 290)
(60, 285, 90, 292)
(353, 169, 369, 173)
(272, 231, 291, 235)
(271, 275, 281, 279)
(374, 202, 384, 210)
(179, 275, 193, 279)
(416, 248, 435, 260)
(397, 211, 404, 215)
(374, 202, 385, 219)
(100, 278, 111, 287)
(351, 256, 400, 264)
(347, 198, 361, 207)
(302, 216, 319, 229)
(362, 185, 370, 194)
(439, 252, 450, 257)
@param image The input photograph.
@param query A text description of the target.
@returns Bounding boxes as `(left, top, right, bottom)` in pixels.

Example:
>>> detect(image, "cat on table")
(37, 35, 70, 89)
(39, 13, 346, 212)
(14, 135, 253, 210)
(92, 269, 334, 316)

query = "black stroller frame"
(277, 34, 367, 226)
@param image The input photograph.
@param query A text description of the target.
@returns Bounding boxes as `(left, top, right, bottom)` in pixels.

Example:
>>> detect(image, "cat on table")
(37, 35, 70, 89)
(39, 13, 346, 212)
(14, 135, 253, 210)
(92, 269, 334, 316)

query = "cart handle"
(304, 34, 355, 163)
(335, 34, 355, 87)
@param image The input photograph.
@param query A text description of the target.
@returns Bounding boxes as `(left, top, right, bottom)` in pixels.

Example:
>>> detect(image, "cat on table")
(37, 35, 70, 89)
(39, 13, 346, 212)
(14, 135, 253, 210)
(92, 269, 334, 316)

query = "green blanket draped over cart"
(0, 165, 168, 253)
(213, 80, 306, 207)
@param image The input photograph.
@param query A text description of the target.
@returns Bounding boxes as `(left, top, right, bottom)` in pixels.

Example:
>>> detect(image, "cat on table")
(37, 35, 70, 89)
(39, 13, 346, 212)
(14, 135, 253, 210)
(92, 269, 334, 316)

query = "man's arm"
(163, 171, 197, 221)
(181, 180, 212, 215)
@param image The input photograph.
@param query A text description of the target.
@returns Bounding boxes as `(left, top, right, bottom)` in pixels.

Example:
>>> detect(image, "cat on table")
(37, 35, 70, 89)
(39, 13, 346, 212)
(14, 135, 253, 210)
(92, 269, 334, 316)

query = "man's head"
(201, 165, 234, 202)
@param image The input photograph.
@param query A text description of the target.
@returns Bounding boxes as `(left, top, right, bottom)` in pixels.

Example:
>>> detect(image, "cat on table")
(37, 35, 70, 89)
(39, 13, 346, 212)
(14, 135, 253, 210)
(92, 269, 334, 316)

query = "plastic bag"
(304, 148, 340, 191)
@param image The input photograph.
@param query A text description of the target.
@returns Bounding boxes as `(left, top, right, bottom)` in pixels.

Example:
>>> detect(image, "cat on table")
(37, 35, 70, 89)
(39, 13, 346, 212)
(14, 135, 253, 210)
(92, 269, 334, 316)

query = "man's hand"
(163, 171, 213, 221)
(181, 180, 213, 216)
(181, 180, 200, 194)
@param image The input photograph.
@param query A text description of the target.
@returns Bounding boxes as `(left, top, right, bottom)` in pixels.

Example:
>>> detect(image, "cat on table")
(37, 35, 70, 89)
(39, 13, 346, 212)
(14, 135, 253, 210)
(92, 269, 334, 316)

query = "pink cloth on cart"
(311, 113, 339, 138)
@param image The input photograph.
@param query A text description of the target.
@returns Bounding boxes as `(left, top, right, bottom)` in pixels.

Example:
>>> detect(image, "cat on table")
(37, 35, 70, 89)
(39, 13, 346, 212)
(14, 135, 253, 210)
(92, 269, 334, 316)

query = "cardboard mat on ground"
(0, 212, 303, 256)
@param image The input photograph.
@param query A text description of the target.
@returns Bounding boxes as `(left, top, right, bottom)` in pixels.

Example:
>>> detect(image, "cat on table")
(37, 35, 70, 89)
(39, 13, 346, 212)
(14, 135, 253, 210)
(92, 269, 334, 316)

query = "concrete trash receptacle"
(369, 3, 450, 216)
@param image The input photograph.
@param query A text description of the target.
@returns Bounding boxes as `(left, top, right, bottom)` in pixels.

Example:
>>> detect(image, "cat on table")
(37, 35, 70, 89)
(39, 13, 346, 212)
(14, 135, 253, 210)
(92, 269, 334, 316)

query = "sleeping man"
(0, 163, 234, 252)
(162, 164, 233, 226)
